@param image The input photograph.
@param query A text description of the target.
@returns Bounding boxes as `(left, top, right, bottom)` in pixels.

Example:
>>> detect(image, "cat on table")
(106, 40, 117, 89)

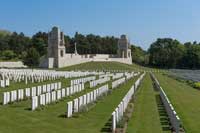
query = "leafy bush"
(0, 50, 16, 60)
(193, 82, 200, 89)
(23, 47, 40, 67)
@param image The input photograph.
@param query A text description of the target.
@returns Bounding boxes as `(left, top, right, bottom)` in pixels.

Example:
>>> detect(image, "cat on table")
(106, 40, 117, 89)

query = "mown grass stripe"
(155, 73, 200, 133)
(0, 75, 139, 133)
(126, 74, 165, 133)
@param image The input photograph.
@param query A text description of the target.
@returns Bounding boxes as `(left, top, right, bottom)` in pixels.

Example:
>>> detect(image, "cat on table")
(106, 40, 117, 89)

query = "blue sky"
(1, 0, 200, 50)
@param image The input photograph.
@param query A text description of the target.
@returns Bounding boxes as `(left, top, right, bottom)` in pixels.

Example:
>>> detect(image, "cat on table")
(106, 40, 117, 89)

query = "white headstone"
(37, 86, 42, 96)
(83, 94, 87, 105)
(40, 94, 46, 105)
(54, 83, 58, 90)
(115, 108, 119, 123)
(51, 91, 56, 102)
(78, 96, 83, 108)
(3, 92, 10, 105)
(57, 90, 61, 100)
(67, 101, 73, 117)
(61, 88, 66, 98)
(70, 86, 74, 95)
(93, 90, 97, 101)
(5, 79, 10, 86)
(11, 90, 17, 102)
(47, 84, 51, 92)
(51, 83, 54, 90)
(73, 98, 79, 113)
(90, 92, 94, 102)
(87, 93, 90, 104)
(66, 87, 70, 96)
(1, 80, 5, 88)
(42, 84, 47, 93)
(32, 96, 38, 110)
(25, 88, 31, 97)
(18, 89, 24, 100)
(58, 82, 61, 89)
(45, 93, 51, 104)
(31, 87, 37, 97)
(112, 112, 116, 132)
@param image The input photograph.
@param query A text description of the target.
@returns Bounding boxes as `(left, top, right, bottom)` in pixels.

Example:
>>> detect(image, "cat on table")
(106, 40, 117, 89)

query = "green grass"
(127, 74, 166, 133)
(57, 61, 167, 73)
(0, 74, 139, 133)
(57, 61, 137, 71)
(155, 73, 200, 133)
(0, 61, 169, 133)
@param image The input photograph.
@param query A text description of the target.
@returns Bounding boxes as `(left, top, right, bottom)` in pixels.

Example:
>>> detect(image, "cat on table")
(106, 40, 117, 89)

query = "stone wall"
(0, 61, 27, 68)
(55, 53, 132, 68)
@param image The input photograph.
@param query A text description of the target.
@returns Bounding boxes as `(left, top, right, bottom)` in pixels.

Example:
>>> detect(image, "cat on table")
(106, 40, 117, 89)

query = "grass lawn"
(0, 73, 139, 133)
(57, 61, 167, 74)
(127, 74, 167, 133)
(57, 61, 137, 71)
(155, 73, 200, 133)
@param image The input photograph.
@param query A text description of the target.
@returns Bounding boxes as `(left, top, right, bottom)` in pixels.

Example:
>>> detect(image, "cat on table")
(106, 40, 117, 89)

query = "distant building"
(117, 35, 132, 58)
(40, 27, 132, 68)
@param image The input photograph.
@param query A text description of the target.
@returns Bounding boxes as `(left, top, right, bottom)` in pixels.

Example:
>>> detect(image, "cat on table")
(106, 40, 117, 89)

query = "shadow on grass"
(58, 113, 67, 118)
(155, 94, 171, 132)
(100, 116, 112, 133)
(24, 107, 31, 111)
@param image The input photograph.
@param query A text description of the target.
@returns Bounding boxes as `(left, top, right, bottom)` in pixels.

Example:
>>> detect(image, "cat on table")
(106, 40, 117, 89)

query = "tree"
(23, 48, 40, 67)
(131, 45, 147, 65)
(148, 38, 184, 68)
(182, 42, 200, 69)
(1, 50, 16, 60)
(31, 31, 48, 56)
(0, 34, 10, 51)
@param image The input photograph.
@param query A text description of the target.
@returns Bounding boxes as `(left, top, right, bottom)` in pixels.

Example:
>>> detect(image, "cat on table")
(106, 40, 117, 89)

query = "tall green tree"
(131, 45, 147, 65)
(31, 32, 48, 56)
(148, 38, 184, 68)
(23, 47, 40, 67)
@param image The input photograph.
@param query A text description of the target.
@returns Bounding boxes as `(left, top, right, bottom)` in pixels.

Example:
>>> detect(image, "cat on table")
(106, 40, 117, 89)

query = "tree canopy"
(148, 38, 200, 69)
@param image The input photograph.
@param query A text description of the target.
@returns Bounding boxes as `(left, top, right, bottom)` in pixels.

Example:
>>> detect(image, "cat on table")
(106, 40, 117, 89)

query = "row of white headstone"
(99, 73, 111, 79)
(0, 79, 10, 88)
(2, 82, 61, 105)
(112, 73, 124, 80)
(112, 72, 146, 132)
(111, 77, 126, 89)
(125, 72, 137, 80)
(0, 69, 62, 83)
(89, 77, 111, 88)
(70, 76, 96, 86)
(0, 68, 97, 84)
(150, 73, 181, 133)
(67, 84, 109, 117)
(31, 83, 85, 110)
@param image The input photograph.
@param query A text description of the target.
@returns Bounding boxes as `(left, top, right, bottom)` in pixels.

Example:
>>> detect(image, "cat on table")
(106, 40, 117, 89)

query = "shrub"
(1, 50, 16, 60)
(23, 47, 40, 67)
(193, 82, 200, 89)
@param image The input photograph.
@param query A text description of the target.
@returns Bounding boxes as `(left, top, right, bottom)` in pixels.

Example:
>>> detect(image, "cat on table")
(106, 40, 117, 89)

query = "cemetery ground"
(0, 69, 139, 133)
(0, 77, 71, 102)
(58, 61, 136, 71)
(58, 61, 164, 72)
(155, 73, 200, 132)
(126, 74, 170, 133)
(1, 62, 200, 133)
